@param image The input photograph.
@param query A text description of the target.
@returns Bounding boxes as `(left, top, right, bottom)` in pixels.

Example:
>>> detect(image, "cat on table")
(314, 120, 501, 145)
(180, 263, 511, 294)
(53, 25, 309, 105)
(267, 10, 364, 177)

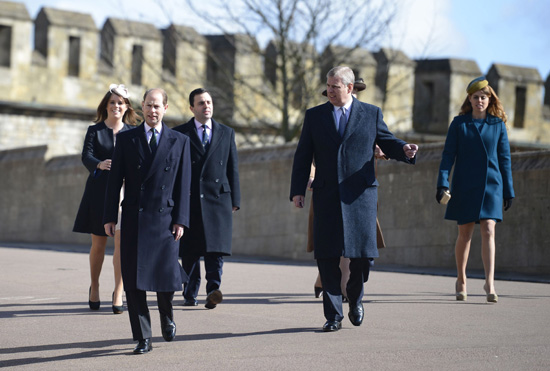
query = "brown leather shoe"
(205, 289, 223, 309)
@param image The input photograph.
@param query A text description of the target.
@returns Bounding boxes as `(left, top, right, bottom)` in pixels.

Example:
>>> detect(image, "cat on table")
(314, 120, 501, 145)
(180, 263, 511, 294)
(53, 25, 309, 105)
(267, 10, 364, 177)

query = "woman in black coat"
(73, 84, 137, 313)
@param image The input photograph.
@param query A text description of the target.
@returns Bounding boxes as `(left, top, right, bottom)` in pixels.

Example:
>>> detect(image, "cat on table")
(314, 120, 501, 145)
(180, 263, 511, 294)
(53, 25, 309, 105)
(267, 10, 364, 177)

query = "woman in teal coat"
(436, 76, 514, 303)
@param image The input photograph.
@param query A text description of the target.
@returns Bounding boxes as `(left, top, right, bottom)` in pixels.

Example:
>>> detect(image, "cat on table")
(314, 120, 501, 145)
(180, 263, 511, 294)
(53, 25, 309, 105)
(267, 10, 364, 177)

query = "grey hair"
(326, 66, 355, 86)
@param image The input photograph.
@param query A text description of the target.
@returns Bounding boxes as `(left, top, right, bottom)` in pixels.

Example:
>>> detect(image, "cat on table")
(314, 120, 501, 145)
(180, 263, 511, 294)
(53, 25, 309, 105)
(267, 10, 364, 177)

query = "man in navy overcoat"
(104, 88, 191, 353)
(174, 88, 240, 309)
(290, 66, 418, 332)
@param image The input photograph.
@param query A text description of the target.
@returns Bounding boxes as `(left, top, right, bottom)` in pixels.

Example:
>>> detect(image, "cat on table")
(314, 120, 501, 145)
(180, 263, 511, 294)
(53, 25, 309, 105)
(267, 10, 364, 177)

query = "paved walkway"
(1, 244, 549, 370)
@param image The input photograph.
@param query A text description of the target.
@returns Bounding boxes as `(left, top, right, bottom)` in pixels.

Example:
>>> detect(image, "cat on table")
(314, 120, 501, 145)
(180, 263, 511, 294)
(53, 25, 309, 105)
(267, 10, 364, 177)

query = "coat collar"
(322, 97, 364, 144)
(132, 122, 177, 182)
(180, 118, 225, 158)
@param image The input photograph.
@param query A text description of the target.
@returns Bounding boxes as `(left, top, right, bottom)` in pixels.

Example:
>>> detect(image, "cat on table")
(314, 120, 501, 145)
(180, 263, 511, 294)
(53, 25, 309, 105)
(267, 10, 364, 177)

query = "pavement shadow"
(0, 328, 318, 368)
(0, 302, 128, 318)
(0, 338, 130, 368)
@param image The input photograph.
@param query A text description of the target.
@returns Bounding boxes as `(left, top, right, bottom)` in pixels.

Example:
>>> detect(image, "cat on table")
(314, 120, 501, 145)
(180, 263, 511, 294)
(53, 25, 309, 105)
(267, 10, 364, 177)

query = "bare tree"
(158, 0, 398, 143)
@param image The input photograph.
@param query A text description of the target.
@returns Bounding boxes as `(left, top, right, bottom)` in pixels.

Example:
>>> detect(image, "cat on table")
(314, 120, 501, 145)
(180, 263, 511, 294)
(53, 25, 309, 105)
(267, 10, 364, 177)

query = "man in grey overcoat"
(290, 66, 418, 332)
(104, 88, 192, 354)
(174, 88, 240, 309)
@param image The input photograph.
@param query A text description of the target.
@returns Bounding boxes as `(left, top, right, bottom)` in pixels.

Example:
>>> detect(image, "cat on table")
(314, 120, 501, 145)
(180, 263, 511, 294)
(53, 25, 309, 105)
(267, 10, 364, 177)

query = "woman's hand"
(97, 159, 112, 171)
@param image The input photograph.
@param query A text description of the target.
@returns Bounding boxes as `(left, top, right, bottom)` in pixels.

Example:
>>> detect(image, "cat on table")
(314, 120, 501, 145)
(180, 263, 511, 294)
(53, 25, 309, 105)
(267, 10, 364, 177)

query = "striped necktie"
(149, 128, 158, 153)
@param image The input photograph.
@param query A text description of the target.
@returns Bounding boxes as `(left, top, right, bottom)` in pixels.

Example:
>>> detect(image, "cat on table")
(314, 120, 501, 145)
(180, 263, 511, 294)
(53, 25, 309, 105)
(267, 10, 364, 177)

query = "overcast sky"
(17, 0, 550, 81)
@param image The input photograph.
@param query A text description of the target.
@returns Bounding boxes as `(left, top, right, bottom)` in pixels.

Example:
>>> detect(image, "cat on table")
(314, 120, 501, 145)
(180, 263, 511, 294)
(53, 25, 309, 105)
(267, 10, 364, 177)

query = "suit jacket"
(290, 98, 414, 259)
(174, 118, 240, 256)
(437, 113, 514, 224)
(73, 121, 131, 236)
(103, 122, 192, 291)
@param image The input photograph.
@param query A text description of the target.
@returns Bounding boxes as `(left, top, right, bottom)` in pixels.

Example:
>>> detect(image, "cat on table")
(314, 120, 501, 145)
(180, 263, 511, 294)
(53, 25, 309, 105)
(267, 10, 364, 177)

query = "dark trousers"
(316, 257, 372, 322)
(125, 289, 174, 341)
(181, 253, 224, 300)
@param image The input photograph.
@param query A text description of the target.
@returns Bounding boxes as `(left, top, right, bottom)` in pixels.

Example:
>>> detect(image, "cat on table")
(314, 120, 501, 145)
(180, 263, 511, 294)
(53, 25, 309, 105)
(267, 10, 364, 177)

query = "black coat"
(73, 122, 131, 235)
(103, 123, 192, 292)
(290, 98, 414, 259)
(174, 118, 240, 256)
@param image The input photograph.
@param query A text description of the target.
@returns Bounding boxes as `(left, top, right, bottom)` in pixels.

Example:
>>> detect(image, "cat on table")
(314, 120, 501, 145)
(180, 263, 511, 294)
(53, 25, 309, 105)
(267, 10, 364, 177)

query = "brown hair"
(94, 91, 138, 125)
(459, 85, 508, 124)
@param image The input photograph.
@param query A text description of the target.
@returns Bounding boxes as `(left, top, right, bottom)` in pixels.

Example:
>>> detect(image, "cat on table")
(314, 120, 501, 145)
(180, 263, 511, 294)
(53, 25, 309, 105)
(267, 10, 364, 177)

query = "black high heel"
(112, 292, 124, 314)
(88, 287, 100, 310)
(314, 286, 323, 298)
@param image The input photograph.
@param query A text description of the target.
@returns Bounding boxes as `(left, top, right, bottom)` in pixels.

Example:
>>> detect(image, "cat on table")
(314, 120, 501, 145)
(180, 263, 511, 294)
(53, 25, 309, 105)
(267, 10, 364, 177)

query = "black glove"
(436, 187, 448, 204)
(504, 198, 513, 211)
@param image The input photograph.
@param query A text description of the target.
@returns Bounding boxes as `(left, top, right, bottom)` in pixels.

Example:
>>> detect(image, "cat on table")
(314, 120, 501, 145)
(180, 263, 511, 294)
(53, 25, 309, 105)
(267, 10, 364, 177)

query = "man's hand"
(292, 195, 305, 208)
(172, 224, 184, 241)
(374, 145, 387, 160)
(104, 222, 116, 237)
(403, 144, 418, 159)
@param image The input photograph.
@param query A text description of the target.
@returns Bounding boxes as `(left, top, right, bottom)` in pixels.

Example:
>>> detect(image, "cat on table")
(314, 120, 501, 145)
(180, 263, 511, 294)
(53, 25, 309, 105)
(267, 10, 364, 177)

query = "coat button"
(139, 207, 143, 212)
(161, 185, 166, 190)
(164, 166, 170, 171)
(215, 195, 219, 199)
(215, 179, 219, 183)
(192, 161, 196, 164)
(200, 177, 204, 181)
(200, 194, 204, 198)
(219, 161, 223, 165)
(141, 185, 145, 191)
(137, 165, 141, 169)
(159, 208, 164, 213)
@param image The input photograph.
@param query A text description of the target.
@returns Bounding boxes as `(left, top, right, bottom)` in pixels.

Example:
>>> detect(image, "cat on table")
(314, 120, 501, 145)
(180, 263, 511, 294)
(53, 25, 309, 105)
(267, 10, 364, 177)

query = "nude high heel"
(484, 283, 498, 303)
(455, 280, 467, 301)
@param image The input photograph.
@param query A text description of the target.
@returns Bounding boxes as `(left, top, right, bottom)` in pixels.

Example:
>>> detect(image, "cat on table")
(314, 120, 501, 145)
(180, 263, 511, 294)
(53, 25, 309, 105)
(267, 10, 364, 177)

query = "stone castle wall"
(0, 144, 548, 275)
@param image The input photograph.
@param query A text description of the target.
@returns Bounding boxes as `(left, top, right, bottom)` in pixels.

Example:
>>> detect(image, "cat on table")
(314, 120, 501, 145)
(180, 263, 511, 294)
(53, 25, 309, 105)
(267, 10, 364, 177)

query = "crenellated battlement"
(0, 0, 549, 153)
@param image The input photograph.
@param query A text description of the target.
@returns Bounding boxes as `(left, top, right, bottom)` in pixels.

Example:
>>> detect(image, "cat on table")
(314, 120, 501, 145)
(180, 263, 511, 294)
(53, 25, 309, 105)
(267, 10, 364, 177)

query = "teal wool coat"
(437, 113, 515, 224)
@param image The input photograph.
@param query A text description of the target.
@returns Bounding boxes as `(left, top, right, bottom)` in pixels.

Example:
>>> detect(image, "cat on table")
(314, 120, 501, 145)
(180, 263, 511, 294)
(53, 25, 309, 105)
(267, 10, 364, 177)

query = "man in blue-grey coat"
(104, 88, 191, 354)
(290, 66, 418, 332)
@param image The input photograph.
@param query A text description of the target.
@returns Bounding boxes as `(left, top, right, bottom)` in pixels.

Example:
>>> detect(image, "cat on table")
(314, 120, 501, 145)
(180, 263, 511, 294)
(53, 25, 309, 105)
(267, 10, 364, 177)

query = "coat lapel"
(143, 123, 177, 182)
(320, 101, 341, 145)
(131, 123, 148, 163)
(97, 122, 114, 149)
(181, 119, 205, 155)
(344, 97, 364, 140)
(204, 119, 225, 161)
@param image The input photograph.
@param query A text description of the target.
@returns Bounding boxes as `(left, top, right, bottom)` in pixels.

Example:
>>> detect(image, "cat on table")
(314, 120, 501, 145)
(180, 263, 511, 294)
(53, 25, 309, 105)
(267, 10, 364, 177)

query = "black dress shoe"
(322, 320, 342, 332)
(133, 338, 152, 354)
(348, 303, 364, 326)
(88, 287, 100, 310)
(205, 289, 223, 309)
(183, 299, 198, 307)
(160, 317, 176, 342)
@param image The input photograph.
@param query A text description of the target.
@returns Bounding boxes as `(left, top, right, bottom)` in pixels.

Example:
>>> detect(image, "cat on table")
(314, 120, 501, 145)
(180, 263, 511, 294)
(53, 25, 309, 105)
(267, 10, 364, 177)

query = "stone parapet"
(1, 144, 548, 275)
